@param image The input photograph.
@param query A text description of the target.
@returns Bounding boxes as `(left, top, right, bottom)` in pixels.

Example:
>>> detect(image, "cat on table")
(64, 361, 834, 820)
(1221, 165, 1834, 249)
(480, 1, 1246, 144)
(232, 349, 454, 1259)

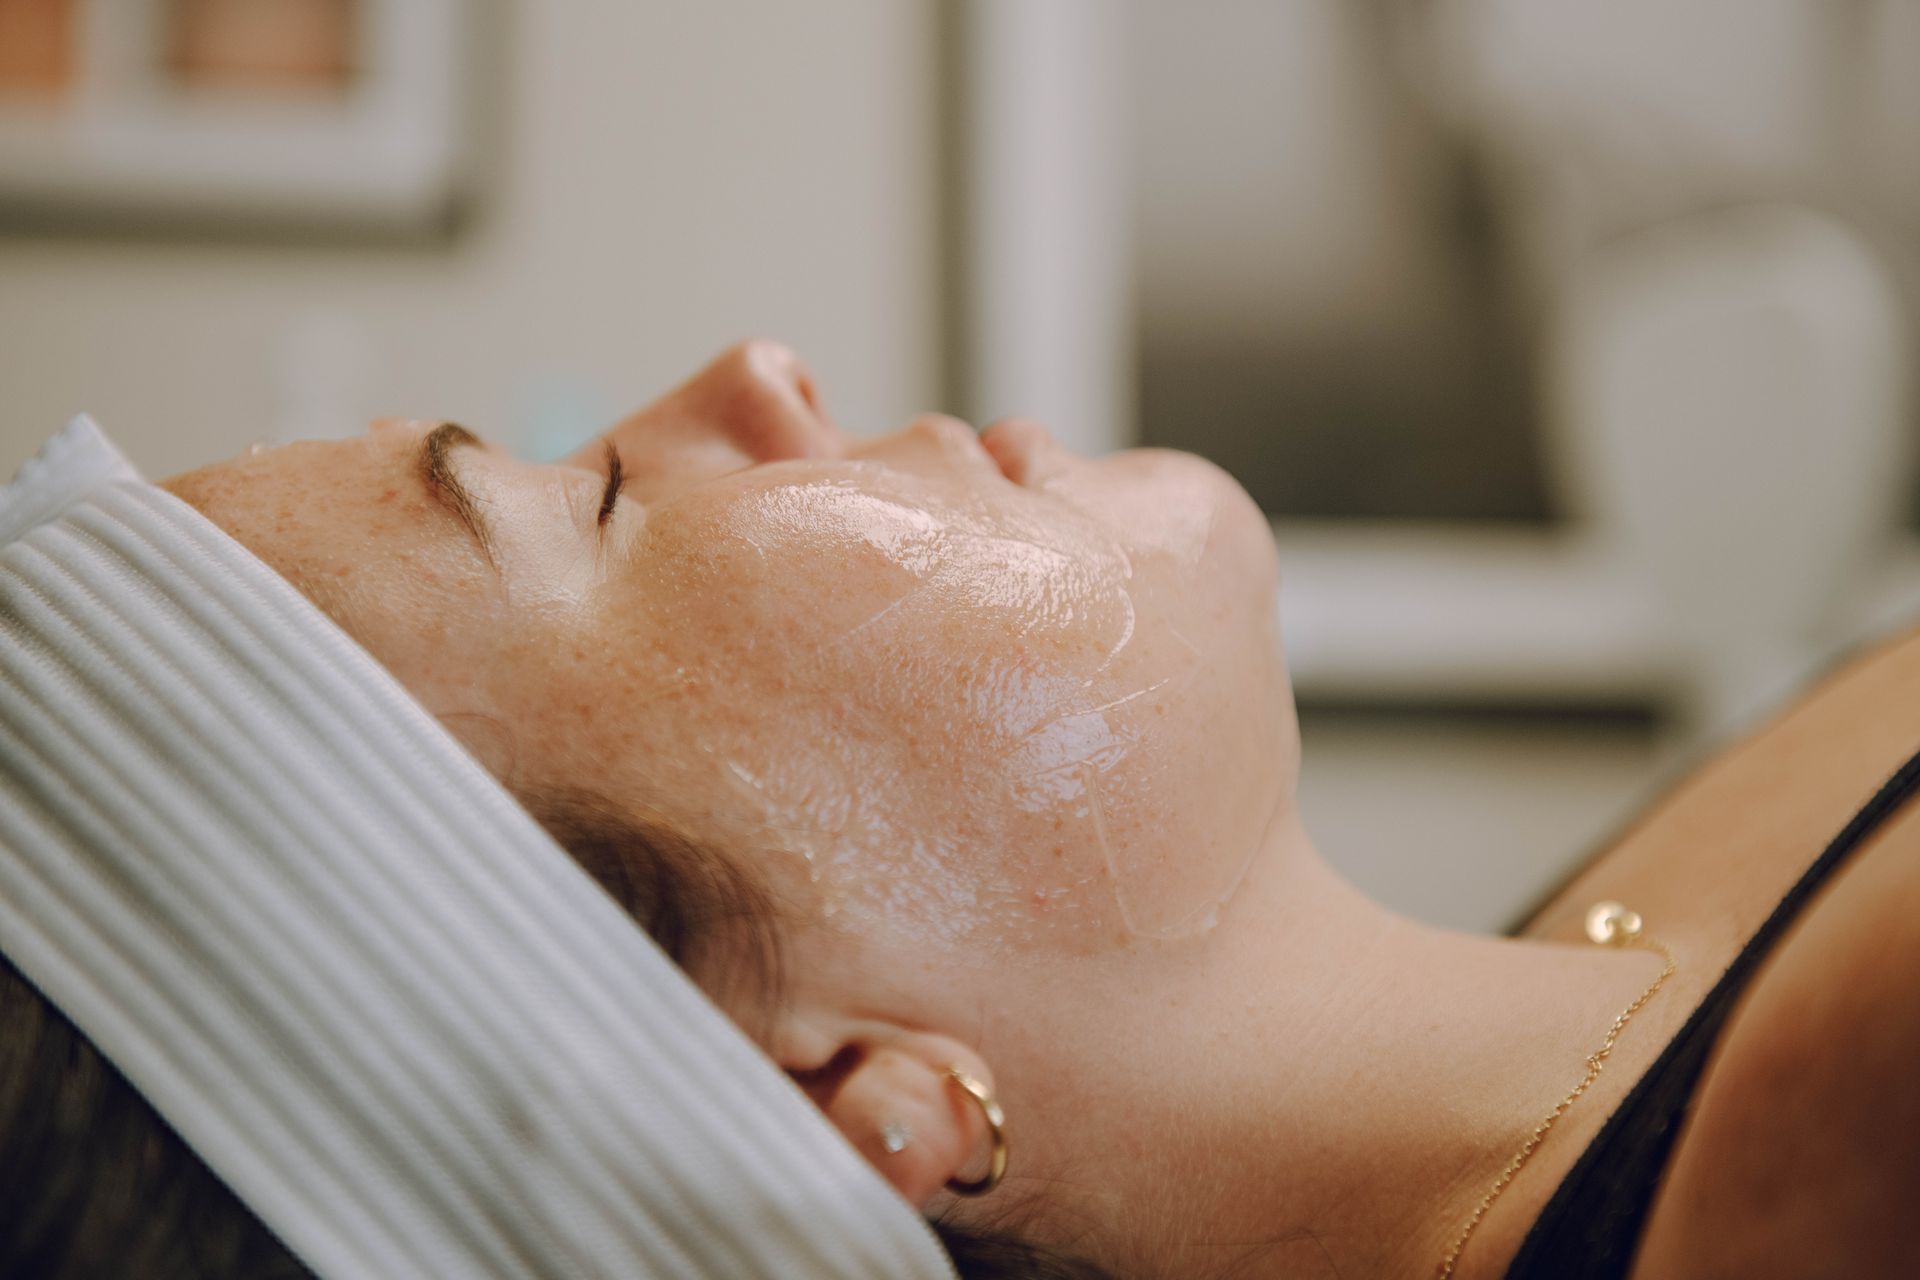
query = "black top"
(1503, 742, 1920, 1278)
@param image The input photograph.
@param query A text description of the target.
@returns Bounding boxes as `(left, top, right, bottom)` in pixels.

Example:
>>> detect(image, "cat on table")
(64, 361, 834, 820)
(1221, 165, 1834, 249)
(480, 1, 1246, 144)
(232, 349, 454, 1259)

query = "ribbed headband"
(0, 417, 954, 1279)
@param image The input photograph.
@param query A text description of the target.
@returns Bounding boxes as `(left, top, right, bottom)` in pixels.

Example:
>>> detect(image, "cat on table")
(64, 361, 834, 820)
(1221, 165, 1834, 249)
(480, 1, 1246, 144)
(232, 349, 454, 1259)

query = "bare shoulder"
(1516, 621, 1920, 956)
(1628, 797, 1920, 1279)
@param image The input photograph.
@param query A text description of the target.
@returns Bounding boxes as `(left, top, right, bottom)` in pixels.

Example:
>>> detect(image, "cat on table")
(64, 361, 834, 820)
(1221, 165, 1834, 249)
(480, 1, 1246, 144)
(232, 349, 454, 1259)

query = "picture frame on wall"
(0, 0, 477, 237)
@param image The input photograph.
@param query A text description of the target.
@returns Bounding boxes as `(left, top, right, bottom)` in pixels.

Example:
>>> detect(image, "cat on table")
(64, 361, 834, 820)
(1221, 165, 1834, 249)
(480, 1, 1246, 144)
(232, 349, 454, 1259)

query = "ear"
(778, 1011, 1002, 1209)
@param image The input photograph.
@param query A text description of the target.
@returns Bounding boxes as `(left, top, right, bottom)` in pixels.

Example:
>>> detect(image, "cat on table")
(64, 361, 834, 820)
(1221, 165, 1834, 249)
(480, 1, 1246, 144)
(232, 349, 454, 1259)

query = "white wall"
(0, 1, 941, 478)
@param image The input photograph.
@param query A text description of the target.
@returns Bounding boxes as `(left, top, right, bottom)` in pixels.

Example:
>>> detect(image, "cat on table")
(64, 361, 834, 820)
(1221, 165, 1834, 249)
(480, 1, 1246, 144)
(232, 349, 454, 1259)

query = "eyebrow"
(418, 422, 498, 569)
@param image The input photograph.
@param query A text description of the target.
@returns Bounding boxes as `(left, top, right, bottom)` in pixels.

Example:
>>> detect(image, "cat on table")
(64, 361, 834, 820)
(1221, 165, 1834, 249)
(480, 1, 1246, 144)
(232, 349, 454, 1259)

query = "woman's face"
(162, 342, 1297, 965)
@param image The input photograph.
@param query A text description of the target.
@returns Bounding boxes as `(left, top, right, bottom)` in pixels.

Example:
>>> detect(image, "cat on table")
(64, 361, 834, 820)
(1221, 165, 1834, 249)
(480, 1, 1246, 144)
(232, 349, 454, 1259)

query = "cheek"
(623, 477, 1292, 960)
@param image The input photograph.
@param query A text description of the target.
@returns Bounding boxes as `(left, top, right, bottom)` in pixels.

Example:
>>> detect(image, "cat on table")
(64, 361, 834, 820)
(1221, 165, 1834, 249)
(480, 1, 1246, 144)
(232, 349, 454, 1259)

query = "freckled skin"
(159, 342, 1300, 975)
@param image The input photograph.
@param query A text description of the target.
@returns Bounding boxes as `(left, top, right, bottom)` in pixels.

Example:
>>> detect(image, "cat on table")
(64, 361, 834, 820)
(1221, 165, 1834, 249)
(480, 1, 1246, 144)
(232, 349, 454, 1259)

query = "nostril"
(788, 363, 822, 415)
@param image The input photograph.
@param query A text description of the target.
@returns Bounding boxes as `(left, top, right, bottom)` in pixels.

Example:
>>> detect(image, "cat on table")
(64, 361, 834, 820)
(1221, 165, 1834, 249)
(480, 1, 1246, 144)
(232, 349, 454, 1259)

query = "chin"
(1132, 447, 1277, 604)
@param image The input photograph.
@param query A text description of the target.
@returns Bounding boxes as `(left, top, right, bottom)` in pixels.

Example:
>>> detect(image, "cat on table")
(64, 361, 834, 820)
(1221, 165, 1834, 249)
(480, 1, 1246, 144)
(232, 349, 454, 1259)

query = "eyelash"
(597, 442, 627, 527)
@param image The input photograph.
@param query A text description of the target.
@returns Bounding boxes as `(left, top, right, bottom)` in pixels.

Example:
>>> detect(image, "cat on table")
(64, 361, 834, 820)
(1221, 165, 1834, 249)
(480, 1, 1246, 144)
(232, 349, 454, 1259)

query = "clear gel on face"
(619, 451, 1291, 955)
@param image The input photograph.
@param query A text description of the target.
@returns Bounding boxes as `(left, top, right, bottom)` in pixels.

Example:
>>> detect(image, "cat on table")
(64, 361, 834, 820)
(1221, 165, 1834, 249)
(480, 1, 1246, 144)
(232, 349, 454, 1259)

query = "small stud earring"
(880, 1119, 913, 1154)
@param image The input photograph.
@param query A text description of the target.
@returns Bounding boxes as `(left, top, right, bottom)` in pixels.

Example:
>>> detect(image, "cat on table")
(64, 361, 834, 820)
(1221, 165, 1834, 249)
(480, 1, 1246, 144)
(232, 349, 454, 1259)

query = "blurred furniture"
(1545, 204, 1911, 735)
(1285, 203, 1912, 741)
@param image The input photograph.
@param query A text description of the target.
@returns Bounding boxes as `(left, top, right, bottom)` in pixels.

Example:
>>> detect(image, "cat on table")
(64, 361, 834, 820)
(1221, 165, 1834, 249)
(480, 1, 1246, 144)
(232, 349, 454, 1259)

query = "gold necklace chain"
(1435, 901, 1678, 1280)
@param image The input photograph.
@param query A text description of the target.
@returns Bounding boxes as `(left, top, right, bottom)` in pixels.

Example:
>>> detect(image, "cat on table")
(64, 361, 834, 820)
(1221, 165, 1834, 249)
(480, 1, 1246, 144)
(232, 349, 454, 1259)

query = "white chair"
(1542, 203, 1912, 737)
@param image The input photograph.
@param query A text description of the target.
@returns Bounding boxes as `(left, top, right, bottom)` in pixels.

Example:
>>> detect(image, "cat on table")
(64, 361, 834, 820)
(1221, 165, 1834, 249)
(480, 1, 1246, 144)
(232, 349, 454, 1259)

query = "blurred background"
(2, 0, 1916, 932)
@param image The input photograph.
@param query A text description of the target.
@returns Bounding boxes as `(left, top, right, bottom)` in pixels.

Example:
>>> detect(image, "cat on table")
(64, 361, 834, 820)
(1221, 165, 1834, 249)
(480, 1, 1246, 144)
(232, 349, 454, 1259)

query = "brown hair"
(0, 786, 1117, 1279)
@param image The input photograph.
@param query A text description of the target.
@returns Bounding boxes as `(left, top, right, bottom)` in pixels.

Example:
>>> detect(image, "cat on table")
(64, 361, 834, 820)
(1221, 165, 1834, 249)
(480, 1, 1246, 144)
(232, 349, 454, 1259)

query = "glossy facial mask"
(645, 461, 1284, 953)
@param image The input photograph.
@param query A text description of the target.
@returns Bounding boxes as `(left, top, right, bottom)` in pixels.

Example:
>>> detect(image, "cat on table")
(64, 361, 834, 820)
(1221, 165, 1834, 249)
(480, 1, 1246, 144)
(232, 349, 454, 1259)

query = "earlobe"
(778, 1017, 1007, 1209)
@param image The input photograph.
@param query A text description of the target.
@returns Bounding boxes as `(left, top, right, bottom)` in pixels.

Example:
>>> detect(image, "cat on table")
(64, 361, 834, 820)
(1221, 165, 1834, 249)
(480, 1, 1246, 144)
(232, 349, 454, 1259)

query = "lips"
(982, 434, 1023, 485)
(979, 418, 1064, 488)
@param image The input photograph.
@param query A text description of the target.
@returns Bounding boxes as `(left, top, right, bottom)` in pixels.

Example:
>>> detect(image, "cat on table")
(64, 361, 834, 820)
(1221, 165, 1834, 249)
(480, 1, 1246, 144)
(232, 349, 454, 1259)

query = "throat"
(1173, 849, 1683, 1280)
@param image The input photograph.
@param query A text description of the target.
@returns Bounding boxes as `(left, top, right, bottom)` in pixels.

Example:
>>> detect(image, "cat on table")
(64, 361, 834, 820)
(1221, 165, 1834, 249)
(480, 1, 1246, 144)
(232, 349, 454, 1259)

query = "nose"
(661, 338, 846, 460)
(699, 338, 845, 462)
(578, 340, 846, 494)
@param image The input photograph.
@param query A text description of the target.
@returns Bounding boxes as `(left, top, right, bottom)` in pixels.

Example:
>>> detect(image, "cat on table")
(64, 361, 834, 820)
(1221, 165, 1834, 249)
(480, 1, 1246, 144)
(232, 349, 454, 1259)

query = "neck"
(1056, 815, 1674, 1280)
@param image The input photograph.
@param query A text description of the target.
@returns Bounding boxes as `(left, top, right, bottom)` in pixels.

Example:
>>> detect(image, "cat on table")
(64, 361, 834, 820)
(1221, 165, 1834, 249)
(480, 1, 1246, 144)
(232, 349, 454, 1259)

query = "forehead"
(163, 437, 498, 647)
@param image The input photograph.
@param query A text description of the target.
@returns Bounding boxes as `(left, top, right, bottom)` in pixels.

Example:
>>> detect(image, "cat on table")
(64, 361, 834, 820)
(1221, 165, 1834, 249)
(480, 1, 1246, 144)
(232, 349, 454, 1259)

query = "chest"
(1622, 770, 1920, 1276)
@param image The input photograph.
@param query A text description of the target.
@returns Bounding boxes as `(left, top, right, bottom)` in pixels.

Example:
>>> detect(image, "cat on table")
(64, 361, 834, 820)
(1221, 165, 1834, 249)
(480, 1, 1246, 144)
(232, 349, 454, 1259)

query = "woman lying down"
(3, 340, 1917, 1280)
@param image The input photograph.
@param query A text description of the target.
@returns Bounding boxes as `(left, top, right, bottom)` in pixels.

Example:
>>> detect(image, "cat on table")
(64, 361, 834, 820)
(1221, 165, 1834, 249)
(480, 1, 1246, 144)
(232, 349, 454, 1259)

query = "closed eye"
(597, 441, 627, 527)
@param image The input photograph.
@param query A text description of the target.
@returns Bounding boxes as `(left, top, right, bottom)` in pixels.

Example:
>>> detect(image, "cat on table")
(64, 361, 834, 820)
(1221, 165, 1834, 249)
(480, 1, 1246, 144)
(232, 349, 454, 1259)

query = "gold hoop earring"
(942, 1065, 1008, 1195)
